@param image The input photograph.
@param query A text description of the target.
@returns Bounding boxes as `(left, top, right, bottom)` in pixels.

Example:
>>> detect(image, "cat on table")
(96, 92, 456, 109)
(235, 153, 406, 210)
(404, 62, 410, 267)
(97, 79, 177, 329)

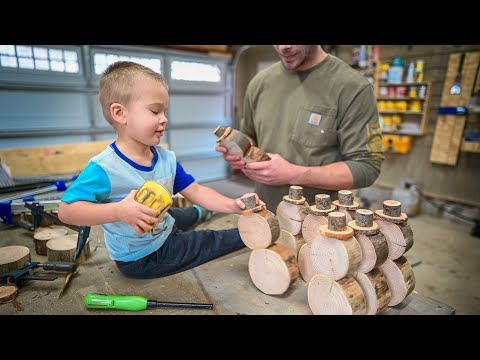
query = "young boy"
(59, 61, 263, 279)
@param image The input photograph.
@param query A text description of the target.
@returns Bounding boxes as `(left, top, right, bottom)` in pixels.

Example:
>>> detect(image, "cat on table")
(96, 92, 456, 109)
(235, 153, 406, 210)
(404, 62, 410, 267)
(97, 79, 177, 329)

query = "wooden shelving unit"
(377, 81, 432, 136)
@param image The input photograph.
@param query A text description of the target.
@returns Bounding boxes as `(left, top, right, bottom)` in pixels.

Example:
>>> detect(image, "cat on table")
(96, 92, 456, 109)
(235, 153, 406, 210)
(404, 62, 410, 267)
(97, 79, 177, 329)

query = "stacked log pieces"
(310, 212, 362, 280)
(238, 194, 299, 295)
(332, 190, 360, 223)
(290, 195, 416, 315)
(348, 209, 389, 274)
(213, 125, 270, 163)
(375, 200, 414, 260)
(276, 186, 310, 235)
(374, 200, 415, 307)
(301, 194, 336, 245)
(348, 209, 391, 314)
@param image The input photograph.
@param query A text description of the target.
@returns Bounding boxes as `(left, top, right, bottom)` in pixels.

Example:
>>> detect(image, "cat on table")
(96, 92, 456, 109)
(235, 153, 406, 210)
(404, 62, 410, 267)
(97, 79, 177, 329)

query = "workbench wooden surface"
(0, 214, 455, 315)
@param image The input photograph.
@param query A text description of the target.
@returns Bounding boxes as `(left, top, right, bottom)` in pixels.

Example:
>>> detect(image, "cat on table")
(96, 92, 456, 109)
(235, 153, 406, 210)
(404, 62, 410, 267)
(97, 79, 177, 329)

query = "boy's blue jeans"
(115, 207, 245, 279)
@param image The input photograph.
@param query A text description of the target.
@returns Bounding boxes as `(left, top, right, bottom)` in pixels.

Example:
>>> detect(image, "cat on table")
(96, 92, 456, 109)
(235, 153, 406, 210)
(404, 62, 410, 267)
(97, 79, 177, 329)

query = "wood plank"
(0, 140, 112, 159)
(430, 52, 480, 165)
(384, 290, 455, 315)
(0, 214, 457, 315)
(0, 140, 169, 177)
(462, 141, 480, 153)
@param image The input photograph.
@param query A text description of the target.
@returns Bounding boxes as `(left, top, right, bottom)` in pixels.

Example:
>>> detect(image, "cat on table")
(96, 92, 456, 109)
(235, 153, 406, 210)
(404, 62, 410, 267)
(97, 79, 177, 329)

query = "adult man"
(217, 45, 384, 211)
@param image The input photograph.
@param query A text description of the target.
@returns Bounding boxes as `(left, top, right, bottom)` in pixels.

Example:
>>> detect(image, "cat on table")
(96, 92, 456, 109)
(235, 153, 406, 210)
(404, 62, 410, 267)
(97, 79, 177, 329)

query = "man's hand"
(116, 190, 161, 234)
(243, 153, 300, 186)
(216, 145, 246, 170)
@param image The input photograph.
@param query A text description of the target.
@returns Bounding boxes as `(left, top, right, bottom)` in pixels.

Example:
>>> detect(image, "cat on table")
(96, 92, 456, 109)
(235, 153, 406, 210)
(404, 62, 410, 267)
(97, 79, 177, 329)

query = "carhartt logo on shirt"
(309, 113, 322, 126)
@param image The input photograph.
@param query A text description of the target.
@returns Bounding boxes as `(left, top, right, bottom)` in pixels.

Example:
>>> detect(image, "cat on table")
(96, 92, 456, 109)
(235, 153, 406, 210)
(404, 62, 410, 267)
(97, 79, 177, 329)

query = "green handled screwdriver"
(84, 293, 213, 311)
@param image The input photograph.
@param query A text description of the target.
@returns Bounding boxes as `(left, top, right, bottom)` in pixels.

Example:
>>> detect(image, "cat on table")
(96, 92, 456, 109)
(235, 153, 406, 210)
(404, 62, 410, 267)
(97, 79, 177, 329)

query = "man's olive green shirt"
(241, 54, 384, 212)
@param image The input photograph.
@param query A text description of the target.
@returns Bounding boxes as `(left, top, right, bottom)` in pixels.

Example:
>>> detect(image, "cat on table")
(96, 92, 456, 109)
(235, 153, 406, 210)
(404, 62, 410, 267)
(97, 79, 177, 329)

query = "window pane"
(49, 49, 63, 60)
(93, 52, 162, 75)
(64, 50, 78, 61)
(0, 45, 16, 56)
(94, 53, 107, 65)
(65, 61, 79, 73)
(50, 60, 65, 72)
(35, 59, 50, 70)
(18, 57, 34, 69)
(1, 55, 18, 68)
(171, 61, 221, 82)
(106, 54, 119, 65)
(95, 63, 107, 75)
(16, 45, 32, 58)
(33, 47, 48, 59)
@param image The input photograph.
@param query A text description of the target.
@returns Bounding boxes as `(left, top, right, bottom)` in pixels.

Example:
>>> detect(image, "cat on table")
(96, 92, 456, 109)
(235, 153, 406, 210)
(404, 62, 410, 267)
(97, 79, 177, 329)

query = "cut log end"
(46, 234, 90, 263)
(302, 214, 327, 245)
(379, 257, 415, 306)
(353, 270, 391, 315)
(310, 234, 362, 280)
(248, 245, 299, 295)
(298, 244, 316, 282)
(238, 209, 280, 250)
(0, 285, 19, 304)
(276, 201, 309, 235)
(0, 246, 31, 276)
(308, 273, 366, 315)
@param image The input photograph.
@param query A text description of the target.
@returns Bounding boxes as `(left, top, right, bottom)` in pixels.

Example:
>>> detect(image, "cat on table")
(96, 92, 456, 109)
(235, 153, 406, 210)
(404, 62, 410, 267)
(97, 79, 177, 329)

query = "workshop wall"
(233, 45, 480, 207)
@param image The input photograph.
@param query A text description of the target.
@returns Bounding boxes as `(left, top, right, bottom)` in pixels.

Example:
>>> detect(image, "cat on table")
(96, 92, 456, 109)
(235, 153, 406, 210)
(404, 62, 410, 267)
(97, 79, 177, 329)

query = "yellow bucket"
(134, 181, 173, 233)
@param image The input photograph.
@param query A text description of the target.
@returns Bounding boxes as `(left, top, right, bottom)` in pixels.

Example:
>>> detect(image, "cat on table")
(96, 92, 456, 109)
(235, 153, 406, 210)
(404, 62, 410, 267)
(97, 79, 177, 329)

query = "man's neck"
(297, 46, 328, 72)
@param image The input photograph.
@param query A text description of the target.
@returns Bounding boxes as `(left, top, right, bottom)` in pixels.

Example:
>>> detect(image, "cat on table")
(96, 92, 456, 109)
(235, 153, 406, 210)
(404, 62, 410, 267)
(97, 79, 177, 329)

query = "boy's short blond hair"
(99, 61, 169, 125)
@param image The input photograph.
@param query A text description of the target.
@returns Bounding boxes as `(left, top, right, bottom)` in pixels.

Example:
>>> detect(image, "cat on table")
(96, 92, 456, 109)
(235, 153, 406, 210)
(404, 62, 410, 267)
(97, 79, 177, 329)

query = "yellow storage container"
(134, 181, 173, 233)
(383, 135, 413, 154)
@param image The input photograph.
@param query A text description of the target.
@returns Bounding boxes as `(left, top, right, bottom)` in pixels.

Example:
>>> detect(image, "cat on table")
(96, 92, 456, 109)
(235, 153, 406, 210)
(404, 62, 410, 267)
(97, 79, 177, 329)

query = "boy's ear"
(110, 103, 127, 125)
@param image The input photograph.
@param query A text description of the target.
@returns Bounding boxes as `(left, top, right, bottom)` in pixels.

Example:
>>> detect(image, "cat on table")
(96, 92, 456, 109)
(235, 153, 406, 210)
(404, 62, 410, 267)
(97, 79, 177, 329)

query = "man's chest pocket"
(289, 104, 338, 148)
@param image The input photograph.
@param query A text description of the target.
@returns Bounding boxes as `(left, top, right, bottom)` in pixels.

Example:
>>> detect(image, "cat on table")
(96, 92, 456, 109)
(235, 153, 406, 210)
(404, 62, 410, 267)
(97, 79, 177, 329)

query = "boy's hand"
(116, 190, 161, 234)
(234, 192, 265, 213)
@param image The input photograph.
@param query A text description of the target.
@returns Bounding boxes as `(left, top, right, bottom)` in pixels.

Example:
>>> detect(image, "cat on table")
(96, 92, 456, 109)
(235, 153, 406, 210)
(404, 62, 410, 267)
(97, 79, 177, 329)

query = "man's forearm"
(290, 161, 354, 190)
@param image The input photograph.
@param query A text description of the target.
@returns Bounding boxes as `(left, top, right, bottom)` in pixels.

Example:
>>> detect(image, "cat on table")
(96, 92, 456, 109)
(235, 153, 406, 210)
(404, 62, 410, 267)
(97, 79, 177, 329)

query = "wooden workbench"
(0, 214, 455, 315)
